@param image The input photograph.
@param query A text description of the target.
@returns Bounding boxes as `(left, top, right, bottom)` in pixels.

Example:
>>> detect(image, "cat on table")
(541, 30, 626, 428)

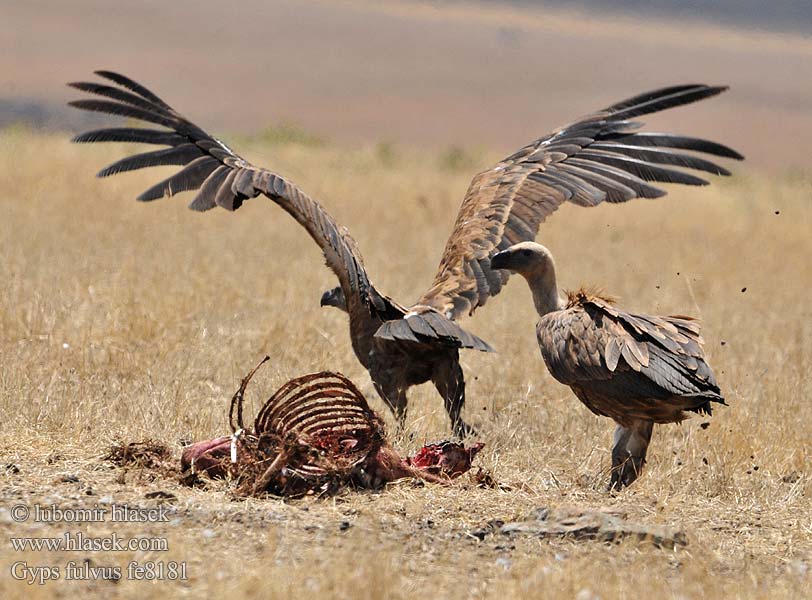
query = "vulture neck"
(523, 259, 565, 317)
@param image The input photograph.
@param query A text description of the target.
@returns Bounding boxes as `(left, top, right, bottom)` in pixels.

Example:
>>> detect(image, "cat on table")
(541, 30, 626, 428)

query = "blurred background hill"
(507, 0, 812, 33)
(2, 0, 810, 173)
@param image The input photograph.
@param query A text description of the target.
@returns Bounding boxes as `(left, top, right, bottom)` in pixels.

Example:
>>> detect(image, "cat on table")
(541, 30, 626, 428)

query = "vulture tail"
(375, 312, 494, 353)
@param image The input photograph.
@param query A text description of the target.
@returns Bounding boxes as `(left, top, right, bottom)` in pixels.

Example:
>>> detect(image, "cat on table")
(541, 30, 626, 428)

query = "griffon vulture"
(69, 72, 741, 436)
(490, 242, 725, 489)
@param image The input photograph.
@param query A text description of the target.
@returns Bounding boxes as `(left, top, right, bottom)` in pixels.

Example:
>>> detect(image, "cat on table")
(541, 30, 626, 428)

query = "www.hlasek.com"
(7, 503, 188, 584)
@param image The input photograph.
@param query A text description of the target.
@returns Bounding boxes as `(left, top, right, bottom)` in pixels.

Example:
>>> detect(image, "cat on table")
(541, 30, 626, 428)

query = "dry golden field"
(0, 123, 810, 598)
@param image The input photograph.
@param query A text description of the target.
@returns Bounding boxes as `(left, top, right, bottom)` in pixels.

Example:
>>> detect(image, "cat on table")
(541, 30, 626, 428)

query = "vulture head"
(320, 286, 347, 312)
(490, 242, 555, 276)
(490, 242, 564, 316)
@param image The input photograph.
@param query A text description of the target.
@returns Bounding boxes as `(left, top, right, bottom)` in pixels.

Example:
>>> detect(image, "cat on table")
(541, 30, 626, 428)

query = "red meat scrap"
(180, 357, 486, 496)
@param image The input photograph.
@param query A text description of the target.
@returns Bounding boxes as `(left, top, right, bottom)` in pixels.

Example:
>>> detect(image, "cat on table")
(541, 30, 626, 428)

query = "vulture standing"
(490, 242, 726, 489)
(69, 72, 741, 436)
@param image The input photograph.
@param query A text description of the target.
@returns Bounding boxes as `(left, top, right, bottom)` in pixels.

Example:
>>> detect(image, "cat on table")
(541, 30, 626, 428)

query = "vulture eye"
(522, 249, 531, 257)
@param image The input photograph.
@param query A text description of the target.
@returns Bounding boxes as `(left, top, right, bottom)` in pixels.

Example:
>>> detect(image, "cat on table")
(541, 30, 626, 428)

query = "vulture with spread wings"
(70, 72, 741, 436)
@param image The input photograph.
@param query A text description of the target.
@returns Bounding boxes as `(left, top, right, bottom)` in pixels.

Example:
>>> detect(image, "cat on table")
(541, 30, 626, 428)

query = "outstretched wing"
(417, 85, 743, 321)
(69, 71, 392, 316)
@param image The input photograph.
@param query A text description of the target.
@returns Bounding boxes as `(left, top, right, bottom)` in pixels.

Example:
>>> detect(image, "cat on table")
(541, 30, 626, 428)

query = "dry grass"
(1, 129, 810, 598)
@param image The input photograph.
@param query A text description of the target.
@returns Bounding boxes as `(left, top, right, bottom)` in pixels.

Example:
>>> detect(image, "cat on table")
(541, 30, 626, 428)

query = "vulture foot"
(609, 455, 646, 491)
(608, 420, 653, 490)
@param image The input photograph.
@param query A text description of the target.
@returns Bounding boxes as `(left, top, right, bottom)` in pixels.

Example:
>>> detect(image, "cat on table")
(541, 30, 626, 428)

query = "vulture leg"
(373, 377, 408, 430)
(432, 359, 475, 438)
(609, 419, 654, 490)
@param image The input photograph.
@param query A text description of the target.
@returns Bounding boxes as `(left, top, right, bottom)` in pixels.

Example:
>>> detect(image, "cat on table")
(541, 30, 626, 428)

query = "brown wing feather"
(537, 293, 724, 423)
(414, 166, 535, 319)
(417, 85, 742, 320)
(69, 71, 397, 317)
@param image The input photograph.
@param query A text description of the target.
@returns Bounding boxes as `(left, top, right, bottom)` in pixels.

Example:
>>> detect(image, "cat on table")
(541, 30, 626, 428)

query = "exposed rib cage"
(226, 358, 385, 484)
(253, 371, 380, 441)
(180, 358, 484, 495)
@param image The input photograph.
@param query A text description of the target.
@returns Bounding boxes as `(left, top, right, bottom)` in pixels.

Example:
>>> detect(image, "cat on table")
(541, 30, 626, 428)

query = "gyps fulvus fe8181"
(490, 242, 726, 489)
(69, 73, 741, 436)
